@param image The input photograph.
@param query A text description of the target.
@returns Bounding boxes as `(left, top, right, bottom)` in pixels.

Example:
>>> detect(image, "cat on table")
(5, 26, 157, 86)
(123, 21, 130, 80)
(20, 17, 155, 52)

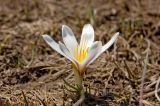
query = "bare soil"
(0, 0, 160, 106)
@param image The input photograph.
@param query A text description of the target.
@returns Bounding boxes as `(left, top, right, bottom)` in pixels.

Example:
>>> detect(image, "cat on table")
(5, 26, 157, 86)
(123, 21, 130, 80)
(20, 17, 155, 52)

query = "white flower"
(42, 24, 119, 75)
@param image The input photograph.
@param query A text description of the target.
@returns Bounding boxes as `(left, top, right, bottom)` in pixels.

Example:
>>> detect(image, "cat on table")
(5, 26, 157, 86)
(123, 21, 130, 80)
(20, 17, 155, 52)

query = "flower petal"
(42, 34, 64, 56)
(59, 41, 78, 67)
(62, 25, 78, 57)
(101, 32, 119, 53)
(80, 24, 94, 49)
(81, 41, 102, 67)
(87, 32, 119, 66)
(87, 44, 102, 66)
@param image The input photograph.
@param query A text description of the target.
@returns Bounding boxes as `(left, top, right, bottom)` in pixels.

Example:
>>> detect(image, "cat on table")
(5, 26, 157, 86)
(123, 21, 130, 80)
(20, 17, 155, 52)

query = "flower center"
(76, 46, 89, 63)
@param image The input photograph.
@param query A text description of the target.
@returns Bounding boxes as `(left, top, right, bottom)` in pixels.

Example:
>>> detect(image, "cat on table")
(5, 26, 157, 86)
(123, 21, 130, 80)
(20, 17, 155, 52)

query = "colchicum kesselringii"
(42, 24, 119, 102)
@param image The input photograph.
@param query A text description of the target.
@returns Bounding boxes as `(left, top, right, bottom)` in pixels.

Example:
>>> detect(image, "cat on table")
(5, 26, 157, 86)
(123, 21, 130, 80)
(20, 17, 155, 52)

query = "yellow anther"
(76, 46, 89, 63)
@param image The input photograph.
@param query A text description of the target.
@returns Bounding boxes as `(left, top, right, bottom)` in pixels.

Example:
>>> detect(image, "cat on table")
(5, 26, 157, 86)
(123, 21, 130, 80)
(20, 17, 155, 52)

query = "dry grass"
(0, 0, 160, 105)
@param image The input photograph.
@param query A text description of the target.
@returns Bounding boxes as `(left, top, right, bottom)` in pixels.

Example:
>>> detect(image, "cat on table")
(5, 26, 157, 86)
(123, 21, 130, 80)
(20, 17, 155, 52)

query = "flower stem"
(74, 69, 83, 92)
(73, 70, 85, 106)
(72, 65, 85, 105)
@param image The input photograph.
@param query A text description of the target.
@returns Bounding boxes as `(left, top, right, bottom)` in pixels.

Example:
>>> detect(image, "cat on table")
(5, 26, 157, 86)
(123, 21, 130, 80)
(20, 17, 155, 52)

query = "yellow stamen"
(76, 46, 89, 63)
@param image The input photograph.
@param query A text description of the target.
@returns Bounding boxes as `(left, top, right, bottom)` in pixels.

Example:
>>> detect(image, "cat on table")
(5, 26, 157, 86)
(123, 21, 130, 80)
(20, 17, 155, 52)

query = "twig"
(104, 67, 115, 88)
(143, 88, 160, 99)
(139, 39, 150, 106)
(124, 60, 134, 79)
(155, 77, 160, 102)
(65, 72, 74, 80)
(73, 90, 85, 106)
(145, 81, 157, 91)
(21, 90, 29, 106)
(26, 46, 35, 68)
(34, 91, 47, 106)
(113, 61, 129, 78)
